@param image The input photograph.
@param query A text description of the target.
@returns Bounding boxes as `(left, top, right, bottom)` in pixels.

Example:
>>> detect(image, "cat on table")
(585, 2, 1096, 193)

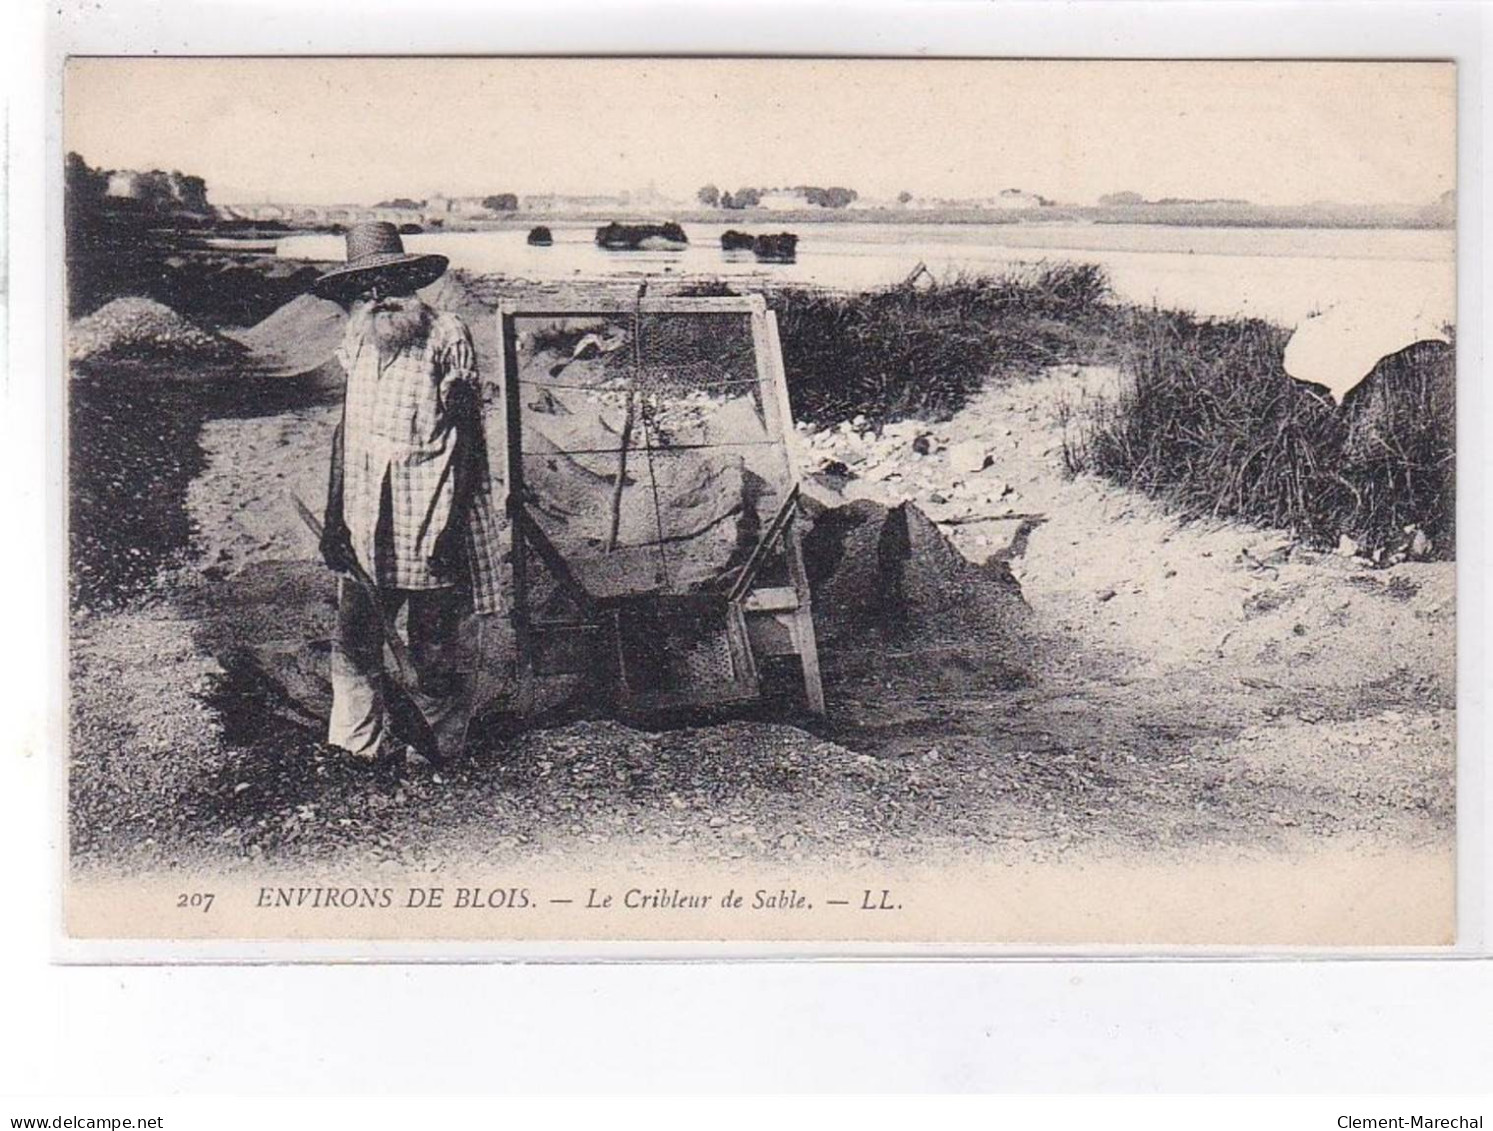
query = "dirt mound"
(148, 255, 331, 329)
(805, 498, 1035, 689)
(69, 296, 243, 367)
(225, 293, 348, 376)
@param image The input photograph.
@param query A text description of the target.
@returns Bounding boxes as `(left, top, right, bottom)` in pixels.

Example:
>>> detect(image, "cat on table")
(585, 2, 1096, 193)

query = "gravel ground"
(67, 332, 1456, 880)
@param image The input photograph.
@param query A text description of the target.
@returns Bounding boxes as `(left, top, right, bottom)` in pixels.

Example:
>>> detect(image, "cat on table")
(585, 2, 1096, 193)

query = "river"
(276, 220, 1455, 328)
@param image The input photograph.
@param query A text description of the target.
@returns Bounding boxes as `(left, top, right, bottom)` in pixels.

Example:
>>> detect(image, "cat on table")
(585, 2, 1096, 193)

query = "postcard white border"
(4, 0, 1490, 1094)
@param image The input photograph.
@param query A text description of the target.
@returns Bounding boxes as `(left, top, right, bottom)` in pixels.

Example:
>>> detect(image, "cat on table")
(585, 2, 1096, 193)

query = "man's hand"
(320, 520, 356, 573)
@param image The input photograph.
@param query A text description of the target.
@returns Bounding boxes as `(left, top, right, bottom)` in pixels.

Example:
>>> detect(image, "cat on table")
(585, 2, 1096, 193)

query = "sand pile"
(69, 296, 243, 367)
(181, 561, 339, 739)
(804, 498, 1034, 690)
(225, 293, 347, 377)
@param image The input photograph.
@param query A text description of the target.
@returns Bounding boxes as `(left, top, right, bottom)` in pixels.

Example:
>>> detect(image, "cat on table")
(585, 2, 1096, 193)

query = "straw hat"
(312, 221, 449, 302)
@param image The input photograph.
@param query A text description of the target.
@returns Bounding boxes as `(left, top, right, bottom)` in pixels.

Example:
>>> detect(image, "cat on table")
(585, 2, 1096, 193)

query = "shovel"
(291, 494, 444, 766)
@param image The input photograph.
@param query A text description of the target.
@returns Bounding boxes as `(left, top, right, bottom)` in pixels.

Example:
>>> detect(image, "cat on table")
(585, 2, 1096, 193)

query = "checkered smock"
(336, 310, 504, 614)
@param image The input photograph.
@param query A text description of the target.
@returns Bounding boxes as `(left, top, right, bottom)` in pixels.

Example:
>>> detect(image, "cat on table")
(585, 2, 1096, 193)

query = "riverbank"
(230, 199, 1455, 232)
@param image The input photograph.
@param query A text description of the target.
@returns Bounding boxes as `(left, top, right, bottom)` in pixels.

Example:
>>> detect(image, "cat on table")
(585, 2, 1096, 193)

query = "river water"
(277, 220, 1455, 328)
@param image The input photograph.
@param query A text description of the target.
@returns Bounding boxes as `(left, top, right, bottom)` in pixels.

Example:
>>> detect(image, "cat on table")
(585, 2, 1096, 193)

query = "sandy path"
(802, 366, 1455, 851)
(187, 400, 339, 574)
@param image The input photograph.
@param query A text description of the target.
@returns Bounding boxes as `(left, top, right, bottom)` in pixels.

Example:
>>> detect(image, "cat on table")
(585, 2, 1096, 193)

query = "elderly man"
(312, 222, 503, 764)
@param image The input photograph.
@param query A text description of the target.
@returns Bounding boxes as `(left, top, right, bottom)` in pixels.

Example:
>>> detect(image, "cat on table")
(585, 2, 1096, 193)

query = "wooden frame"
(495, 294, 826, 717)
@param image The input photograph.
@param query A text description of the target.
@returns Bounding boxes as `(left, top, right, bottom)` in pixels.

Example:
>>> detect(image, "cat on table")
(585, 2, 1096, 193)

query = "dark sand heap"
(224, 293, 347, 377)
(180, 561, 340, 741)
(214, 270, 509, 390)
(803, 497, 1035, 691)
(151, 255, 330, 329)
(181, 559, 514, 749)
(1339, 340, 1455, 555)
(218, 270, 504, 374)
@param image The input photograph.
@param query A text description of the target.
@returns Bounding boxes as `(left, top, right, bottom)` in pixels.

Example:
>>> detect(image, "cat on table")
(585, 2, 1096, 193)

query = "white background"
(2, 0, 1491, 1100)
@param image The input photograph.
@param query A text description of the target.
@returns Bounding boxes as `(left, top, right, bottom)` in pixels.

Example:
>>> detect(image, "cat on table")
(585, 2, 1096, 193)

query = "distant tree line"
(1099, 190, 1249, 206)
(64, 152, 320, 321)
(695, 183, 859, 209)
(799, 185, 858, 209)
(697, 184, 763, 209)
(374, 193, 520, 212)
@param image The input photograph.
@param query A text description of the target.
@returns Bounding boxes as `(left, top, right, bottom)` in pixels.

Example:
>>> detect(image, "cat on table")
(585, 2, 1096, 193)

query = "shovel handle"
(290, 494, 419, 687)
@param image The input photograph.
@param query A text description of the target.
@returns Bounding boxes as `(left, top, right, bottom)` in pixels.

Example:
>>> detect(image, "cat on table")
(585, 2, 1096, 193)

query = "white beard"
(348, 294, 435, 362)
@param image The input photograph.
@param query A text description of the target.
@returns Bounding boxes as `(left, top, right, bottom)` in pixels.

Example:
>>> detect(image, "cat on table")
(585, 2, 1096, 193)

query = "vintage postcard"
(60, 57, 1458, 950)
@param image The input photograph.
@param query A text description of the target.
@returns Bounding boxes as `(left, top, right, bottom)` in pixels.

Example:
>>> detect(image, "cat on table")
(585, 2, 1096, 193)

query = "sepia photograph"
(60, 56, 1458, 947)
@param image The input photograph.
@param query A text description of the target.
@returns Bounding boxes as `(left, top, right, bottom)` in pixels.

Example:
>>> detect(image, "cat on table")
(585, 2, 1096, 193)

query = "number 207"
(177, 892, 215, 913)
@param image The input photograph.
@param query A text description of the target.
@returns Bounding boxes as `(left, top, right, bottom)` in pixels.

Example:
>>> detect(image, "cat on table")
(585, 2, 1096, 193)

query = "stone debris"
(795, 415, 1025, 533)
(948, 439, 992, 474)
(70, 296, 243, 367)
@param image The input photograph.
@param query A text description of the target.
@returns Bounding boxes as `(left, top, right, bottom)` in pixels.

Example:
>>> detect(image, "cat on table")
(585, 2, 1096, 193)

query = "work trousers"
(327, 577, 475, 761)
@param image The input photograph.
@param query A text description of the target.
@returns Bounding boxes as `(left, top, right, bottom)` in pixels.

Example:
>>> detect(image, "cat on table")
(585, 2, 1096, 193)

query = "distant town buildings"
(757, 191, 807, 212)
(519, 194, 629, 214)
(216, 181, 1067, 225)
(105, 171, 143, 198)
(899, 188, 1053, 211)
(218, 189, 693, 225)
(216, 202, 424, 226)
(218, 185, 1067, 225)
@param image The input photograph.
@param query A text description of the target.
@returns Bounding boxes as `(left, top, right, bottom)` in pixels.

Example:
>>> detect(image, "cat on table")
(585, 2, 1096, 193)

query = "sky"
(64, 58, 1456, 207)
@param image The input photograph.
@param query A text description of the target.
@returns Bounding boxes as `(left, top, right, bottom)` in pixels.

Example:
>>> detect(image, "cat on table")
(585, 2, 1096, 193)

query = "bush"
(595, 221, 688, 249)
(771, 262, 1113, 425)
(1064, 310, 1454, 558)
